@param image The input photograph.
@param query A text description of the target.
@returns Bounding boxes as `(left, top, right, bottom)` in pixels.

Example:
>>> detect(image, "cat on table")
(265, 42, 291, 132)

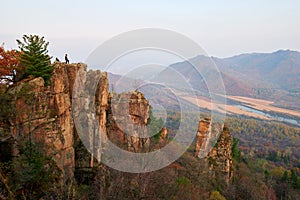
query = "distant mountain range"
(169, 50, 300, 109)
(215, 50, 300, 91)
(108, 50, 300, 110)
(170, 50, 300, 94)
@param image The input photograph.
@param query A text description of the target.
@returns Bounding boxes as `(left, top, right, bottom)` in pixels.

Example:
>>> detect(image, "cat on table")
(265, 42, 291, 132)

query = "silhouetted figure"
(65, 54, 69, 64)
(55, 57, 60, 62)
(12, 69, 16, 83)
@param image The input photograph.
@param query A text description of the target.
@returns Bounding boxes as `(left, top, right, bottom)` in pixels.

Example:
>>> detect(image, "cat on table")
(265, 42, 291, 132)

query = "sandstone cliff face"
(195, 118, 211, 157)
(207, 124, 233, 182)
(195, 118, 233, 182)
(4, 63, 109, 183)
(107, 91, 150, 153)
(4, 61, 153, 177)
(62, 64, 109, 168)
(9, 77, 73, 180)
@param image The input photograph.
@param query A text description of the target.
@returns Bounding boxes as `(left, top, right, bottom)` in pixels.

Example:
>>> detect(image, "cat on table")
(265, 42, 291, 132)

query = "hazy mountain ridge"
(108, 49, 300, 111)
(169, 50, 300, 109)
(169, 56, 255, 96)
(217, 50, 300, 90)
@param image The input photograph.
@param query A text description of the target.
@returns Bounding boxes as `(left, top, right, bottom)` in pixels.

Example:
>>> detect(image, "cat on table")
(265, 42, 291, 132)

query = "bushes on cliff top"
(17, 35, 53, 86)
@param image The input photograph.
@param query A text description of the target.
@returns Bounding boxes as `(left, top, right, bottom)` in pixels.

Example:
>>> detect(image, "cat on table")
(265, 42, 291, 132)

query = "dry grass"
(180, 94, 300, 120)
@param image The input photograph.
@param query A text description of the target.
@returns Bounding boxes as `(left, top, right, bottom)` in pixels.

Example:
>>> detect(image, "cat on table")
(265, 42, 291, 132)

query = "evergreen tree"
(12, 141, 60, 199)
(232, 137, 241, 162)
(147, 107, 164, 140)
(17, 35, 53, 85)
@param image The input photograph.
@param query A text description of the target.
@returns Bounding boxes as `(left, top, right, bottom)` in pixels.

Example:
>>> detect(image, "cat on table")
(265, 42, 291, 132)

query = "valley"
(180, 94, 300, 126)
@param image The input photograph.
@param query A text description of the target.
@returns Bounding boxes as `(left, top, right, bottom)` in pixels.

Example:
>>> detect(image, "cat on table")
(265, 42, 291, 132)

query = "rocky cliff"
(107, 91, 150, 153)
(0, 63, 110, 183)
(195, 118, 233, 183)
(1, 62, 158, 175)
(0, 62, 234, 198)
(7, 63, 77, 181)
(71, 65, 109, 169)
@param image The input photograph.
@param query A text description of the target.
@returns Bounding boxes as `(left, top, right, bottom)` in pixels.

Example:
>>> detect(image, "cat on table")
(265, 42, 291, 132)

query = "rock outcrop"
(159, 127, 168, 145)
(2, 62, 158, 177)
(107, 91, 150, 153)
(7, 70, 75, 182)
(0, 61, 234, 199)
(195, 118, 211, 157)
(207, 124, 233, 182)
(10, 65, 66, 177)
(64, 64, 109, 168)
(2, 63, 110, 183)
(195, 118, 233, 183)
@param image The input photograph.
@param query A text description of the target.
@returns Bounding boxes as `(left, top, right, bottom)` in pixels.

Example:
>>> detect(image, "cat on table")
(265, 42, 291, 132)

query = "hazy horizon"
(1, 0, 300, 62)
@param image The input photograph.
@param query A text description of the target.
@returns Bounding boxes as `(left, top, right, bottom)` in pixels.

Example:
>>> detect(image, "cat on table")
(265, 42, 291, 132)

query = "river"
(235, 105, 300, 127)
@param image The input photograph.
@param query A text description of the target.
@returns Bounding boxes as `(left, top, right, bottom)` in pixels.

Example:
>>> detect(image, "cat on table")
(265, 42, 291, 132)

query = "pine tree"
(232, 137, 241, 162)
(17, 35, 53, 85)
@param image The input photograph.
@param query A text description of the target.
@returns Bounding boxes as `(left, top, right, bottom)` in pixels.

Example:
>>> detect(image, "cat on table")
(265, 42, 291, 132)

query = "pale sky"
(1, 0, 300, 63)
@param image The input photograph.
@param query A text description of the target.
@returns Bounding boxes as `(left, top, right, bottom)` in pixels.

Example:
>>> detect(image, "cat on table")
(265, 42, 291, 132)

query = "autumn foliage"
(0, 46, 19, 84)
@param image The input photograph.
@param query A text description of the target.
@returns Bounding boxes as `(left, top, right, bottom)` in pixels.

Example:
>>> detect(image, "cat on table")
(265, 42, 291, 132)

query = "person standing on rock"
(65, 54, 70, 64)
